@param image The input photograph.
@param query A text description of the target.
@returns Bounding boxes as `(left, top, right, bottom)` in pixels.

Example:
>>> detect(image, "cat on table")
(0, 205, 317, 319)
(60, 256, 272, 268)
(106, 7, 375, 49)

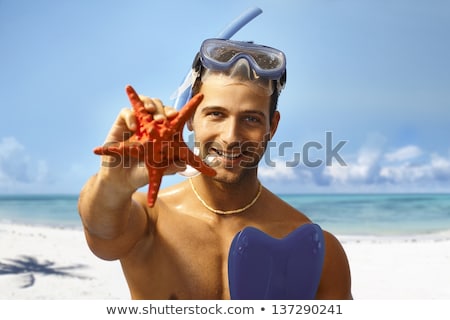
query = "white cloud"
(322, 147, 382, 184)
(297, 144, 450, 193)
(380, 153, 450, 184)
(0, 136, 49, 191)
(384, 145, 422, 162)
(431, 153, 450, 180)
(258, 160, 299, 181)
(379, 163, 430, 183)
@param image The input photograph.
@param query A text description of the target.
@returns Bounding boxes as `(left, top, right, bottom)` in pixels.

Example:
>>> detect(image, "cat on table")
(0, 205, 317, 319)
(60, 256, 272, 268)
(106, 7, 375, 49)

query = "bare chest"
(122, 205, 306, 299)
(123, 218, 239, 299)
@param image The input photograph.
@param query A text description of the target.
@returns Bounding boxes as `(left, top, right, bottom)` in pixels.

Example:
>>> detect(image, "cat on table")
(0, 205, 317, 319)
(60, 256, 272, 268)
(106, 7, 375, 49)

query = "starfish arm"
(93, 143, 125, 158)
(146, 166, 165, 207)
(177, 142, 216, 177)
(170, 93, 204, 130)
(93, 145, 116, 156)
(93, 141, 145, 161)
(125, 85, 154, 135)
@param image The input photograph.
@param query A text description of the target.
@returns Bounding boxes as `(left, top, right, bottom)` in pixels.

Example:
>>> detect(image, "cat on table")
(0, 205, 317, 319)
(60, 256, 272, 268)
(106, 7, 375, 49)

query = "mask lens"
(201, 39, 286, 78)
(208, 47, 238, 63)
(250, 51, 283, 70)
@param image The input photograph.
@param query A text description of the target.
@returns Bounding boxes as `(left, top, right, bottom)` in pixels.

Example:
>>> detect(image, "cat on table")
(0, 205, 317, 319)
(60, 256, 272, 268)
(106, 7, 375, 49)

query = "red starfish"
(93, 85, 216, 207)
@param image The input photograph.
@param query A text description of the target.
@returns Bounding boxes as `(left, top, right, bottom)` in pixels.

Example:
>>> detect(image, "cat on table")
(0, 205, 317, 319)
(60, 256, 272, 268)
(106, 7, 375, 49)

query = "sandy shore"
(0, 223, 129, 299)
(342, 232, 450, 299)
(1, 223, 450, 299)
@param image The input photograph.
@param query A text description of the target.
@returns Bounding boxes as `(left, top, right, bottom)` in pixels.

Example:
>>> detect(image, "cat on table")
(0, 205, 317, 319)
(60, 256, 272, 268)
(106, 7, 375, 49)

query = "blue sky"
(1, 0, 449, 194)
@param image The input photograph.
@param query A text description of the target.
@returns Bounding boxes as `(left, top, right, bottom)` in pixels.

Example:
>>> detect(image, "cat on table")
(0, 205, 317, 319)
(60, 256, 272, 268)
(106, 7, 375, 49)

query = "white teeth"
(215, 149, 240, 159)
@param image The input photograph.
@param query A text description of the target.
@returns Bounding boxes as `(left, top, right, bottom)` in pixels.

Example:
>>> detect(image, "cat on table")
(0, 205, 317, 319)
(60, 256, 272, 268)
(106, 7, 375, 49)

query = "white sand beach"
(1, 223, 450, 300)
(0, 223, 129, 299)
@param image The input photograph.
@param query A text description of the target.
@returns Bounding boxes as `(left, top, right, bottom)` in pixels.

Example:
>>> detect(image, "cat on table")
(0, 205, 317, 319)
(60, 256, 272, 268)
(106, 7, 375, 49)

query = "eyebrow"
(200, 106, 227, 113)
(200, 106, 267, 118)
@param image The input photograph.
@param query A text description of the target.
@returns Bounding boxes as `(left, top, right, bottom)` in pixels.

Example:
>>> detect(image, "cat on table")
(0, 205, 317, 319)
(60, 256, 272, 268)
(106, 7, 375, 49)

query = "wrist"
(97, 165, 137, 197)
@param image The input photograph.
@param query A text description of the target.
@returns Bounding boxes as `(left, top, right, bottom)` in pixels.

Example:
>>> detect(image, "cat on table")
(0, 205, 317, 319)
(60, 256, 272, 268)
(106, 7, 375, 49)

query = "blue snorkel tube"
(213, 6, 263, 42)
(174, 7, 263, 177)
(172, 7, 263, 110)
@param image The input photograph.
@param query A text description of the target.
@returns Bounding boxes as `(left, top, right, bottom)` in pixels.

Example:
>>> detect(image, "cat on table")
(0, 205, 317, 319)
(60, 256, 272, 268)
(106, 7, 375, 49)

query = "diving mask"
(194, 38, 287, 95)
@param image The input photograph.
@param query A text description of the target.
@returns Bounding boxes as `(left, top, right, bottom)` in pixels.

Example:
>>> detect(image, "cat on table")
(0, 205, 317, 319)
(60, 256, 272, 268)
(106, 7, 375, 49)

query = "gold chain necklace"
(189, 178, 262, 215)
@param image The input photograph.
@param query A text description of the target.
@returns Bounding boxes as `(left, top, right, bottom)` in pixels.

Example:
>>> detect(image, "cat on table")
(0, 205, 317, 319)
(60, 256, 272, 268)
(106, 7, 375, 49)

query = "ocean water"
(0, 195, 82, 229)
(0, 194, 449, 236)
(279, 193, 450, 236)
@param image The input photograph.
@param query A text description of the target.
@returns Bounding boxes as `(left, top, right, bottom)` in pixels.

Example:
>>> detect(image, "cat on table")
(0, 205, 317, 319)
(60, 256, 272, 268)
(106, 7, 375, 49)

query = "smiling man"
(78, 39, 352, 300)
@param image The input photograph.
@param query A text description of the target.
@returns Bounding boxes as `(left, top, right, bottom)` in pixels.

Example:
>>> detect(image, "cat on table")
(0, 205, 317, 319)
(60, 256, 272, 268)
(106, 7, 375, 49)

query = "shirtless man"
(78, 39, 352, 299)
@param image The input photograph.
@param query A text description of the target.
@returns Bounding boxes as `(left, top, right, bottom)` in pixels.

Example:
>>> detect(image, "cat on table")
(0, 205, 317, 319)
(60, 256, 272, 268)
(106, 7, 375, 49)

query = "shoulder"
(260, 187, 310, 221)
(315, 230, 353, 299)
(156, 180, 191, 209)
(250, 188, 312, 237)
(259, 187, 290, 211)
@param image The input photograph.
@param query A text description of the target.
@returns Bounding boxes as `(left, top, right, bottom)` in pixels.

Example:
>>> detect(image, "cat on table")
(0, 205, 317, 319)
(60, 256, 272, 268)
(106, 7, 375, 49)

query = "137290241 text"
(271, 304, 343, 315)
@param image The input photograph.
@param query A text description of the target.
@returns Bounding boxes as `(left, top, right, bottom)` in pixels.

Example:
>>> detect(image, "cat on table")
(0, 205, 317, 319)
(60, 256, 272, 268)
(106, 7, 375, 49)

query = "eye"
(245, 115, 259, 122)
(243, 114, 264, 125)
(207, 111, 224, 118)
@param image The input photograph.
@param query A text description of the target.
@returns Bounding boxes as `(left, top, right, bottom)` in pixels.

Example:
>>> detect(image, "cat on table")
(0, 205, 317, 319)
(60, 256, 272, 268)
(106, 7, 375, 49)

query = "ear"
(187, 118, 194, 131)
(269, 111, 280, 140)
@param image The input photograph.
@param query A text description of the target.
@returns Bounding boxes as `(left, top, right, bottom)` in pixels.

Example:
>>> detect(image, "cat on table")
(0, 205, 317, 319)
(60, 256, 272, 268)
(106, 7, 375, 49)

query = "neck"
(190, 175, 262, 215)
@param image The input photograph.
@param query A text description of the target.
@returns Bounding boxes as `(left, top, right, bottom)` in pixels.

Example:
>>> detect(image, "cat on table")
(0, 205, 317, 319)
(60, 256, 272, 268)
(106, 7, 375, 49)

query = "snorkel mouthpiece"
(178, 148, 222, 177)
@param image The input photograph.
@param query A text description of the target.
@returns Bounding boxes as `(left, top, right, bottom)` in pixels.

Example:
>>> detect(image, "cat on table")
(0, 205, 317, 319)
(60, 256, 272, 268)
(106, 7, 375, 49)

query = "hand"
(98, 95, 183, 191)
(104, 95, 172, 144)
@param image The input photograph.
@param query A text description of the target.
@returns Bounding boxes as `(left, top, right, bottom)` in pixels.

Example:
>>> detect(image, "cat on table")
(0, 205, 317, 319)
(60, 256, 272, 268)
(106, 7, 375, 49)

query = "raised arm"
(78, 86, 215, 260)
(78, 89, 171, 260)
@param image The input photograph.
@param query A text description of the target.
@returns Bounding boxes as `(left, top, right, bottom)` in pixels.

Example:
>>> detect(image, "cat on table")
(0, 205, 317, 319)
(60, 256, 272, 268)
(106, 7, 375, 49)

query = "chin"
(210, 166, 257, 185)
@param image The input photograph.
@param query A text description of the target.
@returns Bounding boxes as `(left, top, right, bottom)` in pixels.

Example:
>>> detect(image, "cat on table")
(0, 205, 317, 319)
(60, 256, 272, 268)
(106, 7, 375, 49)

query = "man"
(78, 39, 352, 299)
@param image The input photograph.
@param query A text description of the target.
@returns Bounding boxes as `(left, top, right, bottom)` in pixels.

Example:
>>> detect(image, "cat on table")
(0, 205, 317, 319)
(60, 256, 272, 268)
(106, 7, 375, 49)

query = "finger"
(164, 106, 178, 119)
(139, 95, 157, 113)
(139, 96, 166, 122)
(149, 98, 166, 122)
(120, 107, 137, 131)
(103, 108, 136, 144)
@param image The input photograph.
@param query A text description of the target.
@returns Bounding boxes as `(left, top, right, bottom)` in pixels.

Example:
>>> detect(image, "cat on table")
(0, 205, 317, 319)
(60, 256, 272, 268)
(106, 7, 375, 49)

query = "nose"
(219, 117, 242, 146)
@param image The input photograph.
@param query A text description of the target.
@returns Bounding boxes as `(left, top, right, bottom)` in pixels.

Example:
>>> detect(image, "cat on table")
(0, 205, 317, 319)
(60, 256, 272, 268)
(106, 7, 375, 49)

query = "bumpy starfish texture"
(93, 85, 216, 207)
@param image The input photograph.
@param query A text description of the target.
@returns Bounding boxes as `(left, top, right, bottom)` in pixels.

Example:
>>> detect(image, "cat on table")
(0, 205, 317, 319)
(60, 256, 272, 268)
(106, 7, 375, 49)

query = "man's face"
(189, 75, 280, 183)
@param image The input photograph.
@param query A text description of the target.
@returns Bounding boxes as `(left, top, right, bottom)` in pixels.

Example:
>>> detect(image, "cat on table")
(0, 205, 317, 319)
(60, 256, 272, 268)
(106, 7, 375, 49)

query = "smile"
(211, 148, 242, 160)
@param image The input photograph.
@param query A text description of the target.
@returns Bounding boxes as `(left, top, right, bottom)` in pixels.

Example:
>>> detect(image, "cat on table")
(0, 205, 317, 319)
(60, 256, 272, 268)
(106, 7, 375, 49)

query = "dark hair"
(191, 77, 280, 122)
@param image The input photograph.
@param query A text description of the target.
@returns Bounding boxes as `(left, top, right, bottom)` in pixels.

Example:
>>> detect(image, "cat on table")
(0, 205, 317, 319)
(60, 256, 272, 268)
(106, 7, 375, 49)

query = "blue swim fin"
(228, 223, 325, 300)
